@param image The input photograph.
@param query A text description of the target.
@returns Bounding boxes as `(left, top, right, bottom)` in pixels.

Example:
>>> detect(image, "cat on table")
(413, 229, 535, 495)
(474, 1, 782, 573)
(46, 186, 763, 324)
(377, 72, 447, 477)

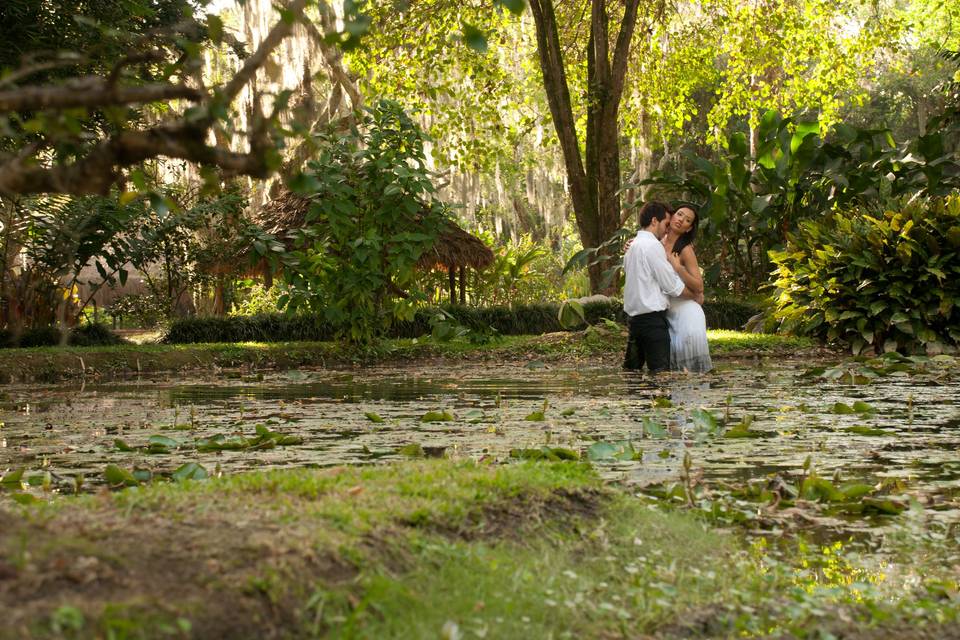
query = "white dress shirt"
(623, 230, 685, 316)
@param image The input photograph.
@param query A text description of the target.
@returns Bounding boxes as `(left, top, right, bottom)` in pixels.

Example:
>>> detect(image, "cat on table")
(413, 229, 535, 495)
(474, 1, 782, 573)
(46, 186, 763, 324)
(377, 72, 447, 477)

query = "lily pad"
(172, 462, 209, 482)
(420, 410, 455, 422)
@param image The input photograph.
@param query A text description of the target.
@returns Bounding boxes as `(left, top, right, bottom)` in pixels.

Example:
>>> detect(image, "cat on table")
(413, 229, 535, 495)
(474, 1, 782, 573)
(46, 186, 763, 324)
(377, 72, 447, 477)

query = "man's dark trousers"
(623, 310, 670, 372)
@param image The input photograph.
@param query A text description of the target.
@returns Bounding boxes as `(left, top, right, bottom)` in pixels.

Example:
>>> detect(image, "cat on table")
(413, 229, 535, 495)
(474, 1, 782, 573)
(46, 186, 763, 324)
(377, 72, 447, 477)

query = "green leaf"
(397, 443, 424, 457)
(861, 497, 906, 515)
(690, 409, 719, 433)
(207, 14, 224, 44)
(461, 23, 488, 53)
(586, 441, 637, 462)
(851, 400, 875, 414)
(114, 439, 134, 452)
(641, 417, 667, 438)
(420, 410, 455, 422)
(845, 425, 891, 436)
(104, 464, 139, 488)
(495, 0, 526, 15)
(0, 468, 24, 489)
(839, 483, 874, 500)
(831, 402, 856, 414)
(148, 435, 178, 448)
(364, 412, 385, 423)
(524, 410, 546, 422)
(172, 463, 209, 482)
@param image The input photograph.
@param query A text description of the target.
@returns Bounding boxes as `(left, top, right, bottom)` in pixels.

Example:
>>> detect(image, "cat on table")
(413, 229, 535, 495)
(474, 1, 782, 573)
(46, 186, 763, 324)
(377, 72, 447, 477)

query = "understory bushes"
(771, 194, 960, 354)
(0, 323, 126, 348)
(162, 299, 759, 344)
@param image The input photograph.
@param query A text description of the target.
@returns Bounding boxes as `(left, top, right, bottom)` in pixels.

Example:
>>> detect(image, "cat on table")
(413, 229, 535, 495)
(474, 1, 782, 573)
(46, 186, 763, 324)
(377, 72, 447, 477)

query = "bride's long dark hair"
(669, 204, 699, 256)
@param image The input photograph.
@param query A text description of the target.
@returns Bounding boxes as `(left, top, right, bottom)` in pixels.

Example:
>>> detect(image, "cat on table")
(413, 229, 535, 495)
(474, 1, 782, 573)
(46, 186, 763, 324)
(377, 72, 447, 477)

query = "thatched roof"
(255, 191, 494, 271)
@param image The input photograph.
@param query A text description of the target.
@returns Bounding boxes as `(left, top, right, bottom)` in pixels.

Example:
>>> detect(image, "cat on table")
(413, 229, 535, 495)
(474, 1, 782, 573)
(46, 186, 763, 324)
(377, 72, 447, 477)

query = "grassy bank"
(0, 329, 819, 383)
(1, 460, 955, 639)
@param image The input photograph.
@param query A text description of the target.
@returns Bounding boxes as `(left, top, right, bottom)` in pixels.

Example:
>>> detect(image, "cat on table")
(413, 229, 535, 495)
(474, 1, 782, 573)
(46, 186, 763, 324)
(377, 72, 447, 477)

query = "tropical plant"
(276, 100, 447, 343)
(770, 194, 960, 354)
(641, 110, 960, 292)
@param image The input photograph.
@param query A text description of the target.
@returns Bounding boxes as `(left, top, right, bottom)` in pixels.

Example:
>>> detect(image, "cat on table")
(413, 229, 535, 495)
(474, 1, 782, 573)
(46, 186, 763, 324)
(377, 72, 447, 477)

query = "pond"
(1, 355, 958, 541)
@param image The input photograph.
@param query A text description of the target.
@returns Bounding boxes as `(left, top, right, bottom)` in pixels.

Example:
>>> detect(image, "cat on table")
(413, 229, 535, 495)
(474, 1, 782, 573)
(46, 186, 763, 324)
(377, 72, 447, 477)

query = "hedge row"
(0, 323, 126, 349)
(162, 299, 759, 345)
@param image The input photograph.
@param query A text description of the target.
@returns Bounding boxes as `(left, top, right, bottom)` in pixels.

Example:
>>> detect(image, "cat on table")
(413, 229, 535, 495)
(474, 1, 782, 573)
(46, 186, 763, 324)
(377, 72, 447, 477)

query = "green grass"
(3, 460, 956, 639)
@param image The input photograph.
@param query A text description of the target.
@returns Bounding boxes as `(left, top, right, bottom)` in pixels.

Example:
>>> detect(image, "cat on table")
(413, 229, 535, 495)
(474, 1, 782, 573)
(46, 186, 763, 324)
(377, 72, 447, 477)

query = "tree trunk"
(528, 0, 643, 294)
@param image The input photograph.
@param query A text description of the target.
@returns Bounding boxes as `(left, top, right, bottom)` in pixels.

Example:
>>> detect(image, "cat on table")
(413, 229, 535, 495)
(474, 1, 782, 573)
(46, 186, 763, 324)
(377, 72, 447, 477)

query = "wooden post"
(459, 266, 467, 305)
(448, 265, 456, 305)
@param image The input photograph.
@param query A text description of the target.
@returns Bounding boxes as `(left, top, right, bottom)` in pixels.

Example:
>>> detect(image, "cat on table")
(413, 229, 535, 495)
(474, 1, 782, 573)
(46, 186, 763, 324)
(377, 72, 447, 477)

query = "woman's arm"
(667, 246, 704, 295)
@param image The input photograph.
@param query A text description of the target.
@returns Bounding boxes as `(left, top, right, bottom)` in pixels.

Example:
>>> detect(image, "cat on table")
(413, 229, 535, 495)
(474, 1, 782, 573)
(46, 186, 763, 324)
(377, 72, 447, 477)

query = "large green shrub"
(0, 323, 126, 349)
(276, 100, 447, 343)
(771, 194, 960, 354)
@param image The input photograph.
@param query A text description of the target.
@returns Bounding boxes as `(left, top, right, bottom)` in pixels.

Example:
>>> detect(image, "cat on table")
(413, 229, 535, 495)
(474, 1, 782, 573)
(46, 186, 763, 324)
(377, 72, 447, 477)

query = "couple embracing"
(622, 201, 713, 374)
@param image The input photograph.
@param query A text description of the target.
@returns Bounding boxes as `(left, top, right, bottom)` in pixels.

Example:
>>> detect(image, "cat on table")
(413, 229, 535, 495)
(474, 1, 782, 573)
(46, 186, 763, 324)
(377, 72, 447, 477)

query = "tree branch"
(0, 78, 202, 112)
(610, 0, 646, 103)
(0, 125, 271, 197)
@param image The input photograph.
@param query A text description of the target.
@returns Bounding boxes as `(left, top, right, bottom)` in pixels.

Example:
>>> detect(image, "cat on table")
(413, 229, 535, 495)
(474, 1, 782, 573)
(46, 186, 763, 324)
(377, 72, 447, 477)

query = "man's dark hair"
(638, 201, 670, 228)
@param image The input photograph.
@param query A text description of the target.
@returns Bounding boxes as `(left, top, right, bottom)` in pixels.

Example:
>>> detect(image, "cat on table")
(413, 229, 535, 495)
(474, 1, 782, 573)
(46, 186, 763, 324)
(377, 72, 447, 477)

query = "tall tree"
(527, 0, 650, 293)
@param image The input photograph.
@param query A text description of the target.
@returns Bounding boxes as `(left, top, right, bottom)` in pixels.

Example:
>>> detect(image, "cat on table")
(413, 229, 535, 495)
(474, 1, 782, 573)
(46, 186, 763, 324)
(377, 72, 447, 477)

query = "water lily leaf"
(691, 409, 720, 433)
(420, 410, 455, 422)
(463, 409, 484, 421)
(172, 462, 209, 482)
(861, 497, 906, 515)
(560, 408, 576, 417)
(148, 435, 179, 449)
(133, 469, 153, 483)
(641, 417, 667, 438)
(839, 483, 874, 500)
(113, 439, 134, 452)
(397, 443, 425, 457)
(0, 468, 25, 489)
(658, 449, 671, 459)
(724, 424, 765, 438)
(587, 441, 636, 461)
(524, 410, 546, 422)
(801, 475, 842, 502)
(586, 442, 618, 461)
(851, 401, 876, 414)
(831, 402, 856, 414)
(653, 397, 673, 408)
(104, 464, 139, 488)
(364, 412, 385, 423)
(11, 492, 40, 505)
(845, 425, 892, 436)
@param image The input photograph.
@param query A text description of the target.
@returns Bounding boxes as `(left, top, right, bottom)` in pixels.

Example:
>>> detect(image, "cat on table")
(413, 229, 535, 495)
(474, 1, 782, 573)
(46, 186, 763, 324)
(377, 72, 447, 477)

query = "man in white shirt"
(623, 202, 703, 372)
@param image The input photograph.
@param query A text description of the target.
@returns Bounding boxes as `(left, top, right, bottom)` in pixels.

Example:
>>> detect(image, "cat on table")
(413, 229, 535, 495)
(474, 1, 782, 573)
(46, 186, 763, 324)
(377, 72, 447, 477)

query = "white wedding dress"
(667, 297, 713, 373)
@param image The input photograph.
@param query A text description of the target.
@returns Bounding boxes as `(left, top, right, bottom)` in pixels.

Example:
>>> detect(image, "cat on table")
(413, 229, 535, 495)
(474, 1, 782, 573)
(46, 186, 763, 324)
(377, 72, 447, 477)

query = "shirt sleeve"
(647, 243, 685, 297)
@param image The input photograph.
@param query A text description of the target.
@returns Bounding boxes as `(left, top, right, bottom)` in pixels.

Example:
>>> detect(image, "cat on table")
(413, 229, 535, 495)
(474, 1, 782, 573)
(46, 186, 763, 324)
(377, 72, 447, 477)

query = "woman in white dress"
(662, 206, 713, 373)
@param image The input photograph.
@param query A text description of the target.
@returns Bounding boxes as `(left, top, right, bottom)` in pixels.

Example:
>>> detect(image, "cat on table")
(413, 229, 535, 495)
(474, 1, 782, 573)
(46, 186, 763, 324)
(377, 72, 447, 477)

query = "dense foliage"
(273, 101, 448, 342)
(771, 194, 960, 354)
(644, 111, 960, 292)
(0, 322, 124, 348)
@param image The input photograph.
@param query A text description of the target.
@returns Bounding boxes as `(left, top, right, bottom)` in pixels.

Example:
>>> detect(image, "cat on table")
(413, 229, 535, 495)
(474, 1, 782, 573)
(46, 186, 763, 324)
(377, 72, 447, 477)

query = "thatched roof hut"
(254, 190, 494, 304)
